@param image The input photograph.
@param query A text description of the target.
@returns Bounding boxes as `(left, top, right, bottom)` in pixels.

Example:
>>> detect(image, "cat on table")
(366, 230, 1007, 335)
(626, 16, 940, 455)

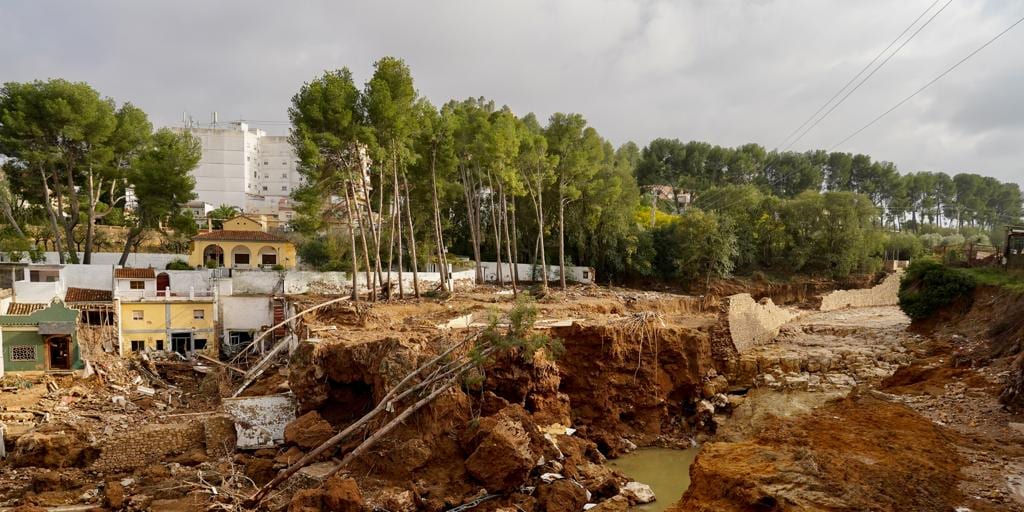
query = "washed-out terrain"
(0, 273, 1022, 512)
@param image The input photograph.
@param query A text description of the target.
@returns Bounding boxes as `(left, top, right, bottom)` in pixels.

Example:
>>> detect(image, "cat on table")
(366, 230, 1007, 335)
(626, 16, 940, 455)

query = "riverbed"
(608, 447, 701, 511)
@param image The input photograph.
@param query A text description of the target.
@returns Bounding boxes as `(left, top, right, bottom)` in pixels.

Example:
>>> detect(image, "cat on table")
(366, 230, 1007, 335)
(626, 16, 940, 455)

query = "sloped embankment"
(673, 396, 964, 512)
(283, 313, 719, 510)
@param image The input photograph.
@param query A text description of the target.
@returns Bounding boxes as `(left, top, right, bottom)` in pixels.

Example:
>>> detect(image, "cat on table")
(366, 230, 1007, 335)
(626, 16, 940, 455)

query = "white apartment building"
(172, 122, 304, 221)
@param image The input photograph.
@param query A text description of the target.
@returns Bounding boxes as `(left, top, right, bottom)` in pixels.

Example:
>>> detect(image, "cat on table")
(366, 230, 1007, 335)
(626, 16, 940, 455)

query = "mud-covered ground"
(678, 289, 1024, 512)
(2, 276, 1017, 512)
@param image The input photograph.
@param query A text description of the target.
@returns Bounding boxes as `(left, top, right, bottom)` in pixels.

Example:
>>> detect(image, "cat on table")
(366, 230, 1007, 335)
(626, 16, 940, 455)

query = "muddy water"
(609, 447, 701, 511)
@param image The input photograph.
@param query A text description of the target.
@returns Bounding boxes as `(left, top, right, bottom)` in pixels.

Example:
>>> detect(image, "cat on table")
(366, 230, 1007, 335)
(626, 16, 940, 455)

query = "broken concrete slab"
(222, 393, 297, 449)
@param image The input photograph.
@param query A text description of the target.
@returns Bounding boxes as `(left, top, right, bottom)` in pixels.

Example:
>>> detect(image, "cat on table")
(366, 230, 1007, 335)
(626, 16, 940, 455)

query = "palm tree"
(209, 204, 241, 229)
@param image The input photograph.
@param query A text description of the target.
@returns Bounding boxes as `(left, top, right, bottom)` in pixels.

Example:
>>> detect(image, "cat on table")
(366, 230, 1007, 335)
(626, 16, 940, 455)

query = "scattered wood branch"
(247, 298, 555, 507)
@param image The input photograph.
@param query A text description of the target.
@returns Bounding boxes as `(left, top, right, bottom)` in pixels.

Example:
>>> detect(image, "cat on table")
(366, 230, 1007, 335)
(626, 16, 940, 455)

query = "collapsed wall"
(723, 294, 797, 353)
(819, 271, 902, 311)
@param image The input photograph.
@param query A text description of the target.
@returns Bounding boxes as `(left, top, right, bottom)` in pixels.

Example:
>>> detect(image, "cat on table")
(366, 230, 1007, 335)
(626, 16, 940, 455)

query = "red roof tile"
(114, 268, 156, 279)
(65, 287, 113, 303)
(192, 230, 289, 243)
(5, 303, 43, 315)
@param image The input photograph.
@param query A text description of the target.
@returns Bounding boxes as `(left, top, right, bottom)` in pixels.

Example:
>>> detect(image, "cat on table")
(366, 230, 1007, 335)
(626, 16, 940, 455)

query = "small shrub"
(271, 264, 285, 271)
(165, 259, 192, 270)
(898, 259, 976, 320)
(205, 259, 220, 269)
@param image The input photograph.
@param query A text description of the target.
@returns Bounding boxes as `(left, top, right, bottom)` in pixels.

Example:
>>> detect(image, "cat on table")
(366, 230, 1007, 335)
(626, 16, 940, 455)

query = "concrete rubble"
(0, 276, 1019, 511)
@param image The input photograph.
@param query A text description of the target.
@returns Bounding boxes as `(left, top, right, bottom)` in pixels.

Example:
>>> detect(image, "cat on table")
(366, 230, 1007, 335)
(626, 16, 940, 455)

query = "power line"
(776, 0, 942, 149)
(784, 0, 954, 151)
(831, 12, 1024, 150)
(700, 4, 1024, 216)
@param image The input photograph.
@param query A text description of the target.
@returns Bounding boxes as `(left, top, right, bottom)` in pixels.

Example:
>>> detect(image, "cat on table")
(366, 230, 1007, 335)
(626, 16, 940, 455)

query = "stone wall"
(90, 421, 205, 473)
(819, 272, 902, 312)
(725, 293, 798, 353)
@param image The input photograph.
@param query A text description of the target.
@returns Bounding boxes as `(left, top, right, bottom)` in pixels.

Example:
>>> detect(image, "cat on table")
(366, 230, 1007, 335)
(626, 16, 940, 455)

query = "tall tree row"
(0, 79, 200, 264)
(2, 62, 1021, 291)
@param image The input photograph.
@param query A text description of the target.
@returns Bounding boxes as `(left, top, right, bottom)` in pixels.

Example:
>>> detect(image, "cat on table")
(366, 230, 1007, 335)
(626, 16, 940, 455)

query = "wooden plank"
(195, 353, 245, 374)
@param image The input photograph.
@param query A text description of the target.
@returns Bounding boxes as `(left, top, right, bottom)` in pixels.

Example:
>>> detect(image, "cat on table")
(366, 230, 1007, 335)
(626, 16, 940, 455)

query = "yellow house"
(118, 300, 217, 357)
(188, 215, 297, 269)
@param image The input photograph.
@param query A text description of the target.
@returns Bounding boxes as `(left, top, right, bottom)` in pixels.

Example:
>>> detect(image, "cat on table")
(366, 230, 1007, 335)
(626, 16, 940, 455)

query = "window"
(583, 271, 589, 279)
(262, 186, 268, 191)
(264, 174, 269, 179)
(29, 270, 59, 282)
(155, 340, 164, 351)
(281, 186, 288, 191)
(129, 280, 145, 290)
(132, 310, 144, 320)
(281, 173, 288, 178)
(235, 253, 250, 265)
(131, 340, 145, 352)
(262, 253, 277, 265)
(193, 309, 205, 319)
(10, 345, 36, 361)
(194, 338, 208, 350)
(263, 161, 269, 165)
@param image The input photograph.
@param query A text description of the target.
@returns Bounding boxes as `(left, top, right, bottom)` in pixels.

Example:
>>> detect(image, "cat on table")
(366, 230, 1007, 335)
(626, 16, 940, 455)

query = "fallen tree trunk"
(247, 329, 486, 505)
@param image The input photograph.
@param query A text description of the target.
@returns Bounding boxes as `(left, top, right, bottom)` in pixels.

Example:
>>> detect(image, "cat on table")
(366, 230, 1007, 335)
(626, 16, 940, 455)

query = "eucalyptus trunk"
(402, 172, 420, 298)
(429, 147, 449, 291)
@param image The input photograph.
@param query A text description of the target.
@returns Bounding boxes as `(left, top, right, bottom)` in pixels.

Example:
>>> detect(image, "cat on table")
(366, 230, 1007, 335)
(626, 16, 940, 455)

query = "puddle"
(608, 447, 700, 511)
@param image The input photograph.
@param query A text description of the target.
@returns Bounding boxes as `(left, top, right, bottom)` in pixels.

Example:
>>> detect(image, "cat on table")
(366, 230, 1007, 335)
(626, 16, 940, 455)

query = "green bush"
(651, 209, 737, 285)
(205, 259, 220, 269)
(884, 232, 924, 261)
(898, 259, 976, 320)
(165, 259, 193, 270)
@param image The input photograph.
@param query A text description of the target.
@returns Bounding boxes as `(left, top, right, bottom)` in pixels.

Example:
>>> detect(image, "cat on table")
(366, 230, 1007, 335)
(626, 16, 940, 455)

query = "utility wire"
(831, 12, 1024, 150)
(700, 5, 1023, 216)
(776, 0, 942, 149)
(784, 0, 954, 151)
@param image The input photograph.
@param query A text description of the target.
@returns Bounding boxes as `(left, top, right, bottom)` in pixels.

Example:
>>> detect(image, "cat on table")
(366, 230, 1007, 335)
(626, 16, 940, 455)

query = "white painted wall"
(13, 280, 64, 303)
(39, 252, 183, 269)
(222, 296, 274, 332)
(165, 270, 214, 295)
(231, 271, 282, 295)
(114, 278, 157, 300)
(61, 264, 115, 291)
(478, 262, 596, 284)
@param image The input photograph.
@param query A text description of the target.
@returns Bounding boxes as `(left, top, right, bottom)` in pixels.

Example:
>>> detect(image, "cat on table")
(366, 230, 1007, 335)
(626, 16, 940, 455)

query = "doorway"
(157, 272, 170, 296)
(47, 336, 71, 370)
(171, 332, 192, 355)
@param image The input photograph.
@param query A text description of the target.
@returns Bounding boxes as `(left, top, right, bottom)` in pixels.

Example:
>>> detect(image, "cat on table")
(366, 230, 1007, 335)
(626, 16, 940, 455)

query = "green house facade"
(0, 300, 82, 374)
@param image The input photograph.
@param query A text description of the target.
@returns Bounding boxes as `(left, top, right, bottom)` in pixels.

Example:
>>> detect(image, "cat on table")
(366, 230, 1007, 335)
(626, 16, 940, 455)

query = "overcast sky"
(1, 0, 1022, 186)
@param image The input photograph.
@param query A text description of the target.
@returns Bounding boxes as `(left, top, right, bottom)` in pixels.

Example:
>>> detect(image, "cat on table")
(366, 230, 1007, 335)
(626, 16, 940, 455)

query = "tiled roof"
(5, 303, 43, 315)
(65, 287, 113, 303)
(114, 268, 156, 279)
(192, 230, 289, 242)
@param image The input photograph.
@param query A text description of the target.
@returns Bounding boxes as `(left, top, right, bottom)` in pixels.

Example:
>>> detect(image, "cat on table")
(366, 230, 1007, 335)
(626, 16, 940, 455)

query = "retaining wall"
(725, 293, 798, 353)
(90, 421, 205, 473)
(819, 271, 902, 312)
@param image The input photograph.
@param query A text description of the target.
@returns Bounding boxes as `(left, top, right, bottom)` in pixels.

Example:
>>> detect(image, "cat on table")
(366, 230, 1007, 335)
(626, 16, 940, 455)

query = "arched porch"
(231, 246, 251, 268)
(203, 245, 224, 267)
(258, 246, 279, 268)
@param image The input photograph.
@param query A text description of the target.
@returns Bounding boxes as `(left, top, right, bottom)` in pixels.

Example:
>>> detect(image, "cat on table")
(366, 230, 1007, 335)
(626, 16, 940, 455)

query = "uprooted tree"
(247, 295, 562, 505)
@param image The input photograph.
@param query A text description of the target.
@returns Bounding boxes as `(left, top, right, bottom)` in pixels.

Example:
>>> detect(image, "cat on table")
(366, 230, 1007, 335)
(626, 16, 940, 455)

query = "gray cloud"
(1, 0, 1022, 185)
